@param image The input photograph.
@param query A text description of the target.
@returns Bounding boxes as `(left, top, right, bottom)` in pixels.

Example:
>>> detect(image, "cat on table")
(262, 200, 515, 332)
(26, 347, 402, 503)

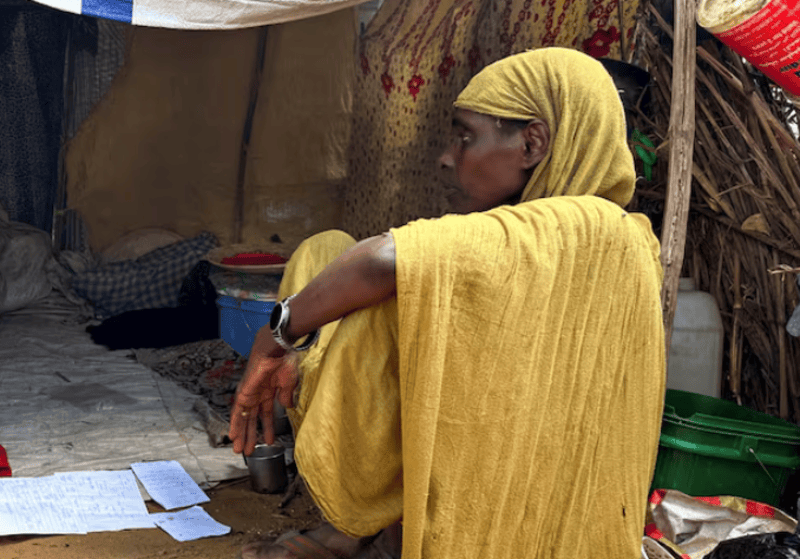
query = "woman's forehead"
(452, 108, 493, 129)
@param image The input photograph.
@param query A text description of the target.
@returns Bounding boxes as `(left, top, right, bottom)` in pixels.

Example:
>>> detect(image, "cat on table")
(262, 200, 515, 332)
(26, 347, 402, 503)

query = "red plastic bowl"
(220, 253, 287, 266)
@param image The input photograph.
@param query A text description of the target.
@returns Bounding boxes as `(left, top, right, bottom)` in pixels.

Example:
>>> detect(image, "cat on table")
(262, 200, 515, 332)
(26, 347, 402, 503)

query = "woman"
(230, 47, 666, 559)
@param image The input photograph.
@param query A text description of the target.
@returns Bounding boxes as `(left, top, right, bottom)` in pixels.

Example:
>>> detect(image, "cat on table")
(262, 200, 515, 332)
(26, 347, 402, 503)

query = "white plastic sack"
(0, 215, 55, 313)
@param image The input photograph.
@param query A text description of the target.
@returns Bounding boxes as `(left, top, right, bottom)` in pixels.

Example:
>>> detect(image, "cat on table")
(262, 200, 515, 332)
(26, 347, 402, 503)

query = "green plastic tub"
(651, 389, 800, 506)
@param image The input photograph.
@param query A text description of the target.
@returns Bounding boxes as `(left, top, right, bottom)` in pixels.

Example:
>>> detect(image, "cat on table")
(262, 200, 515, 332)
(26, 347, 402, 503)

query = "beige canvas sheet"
(66, 10, 355, 254)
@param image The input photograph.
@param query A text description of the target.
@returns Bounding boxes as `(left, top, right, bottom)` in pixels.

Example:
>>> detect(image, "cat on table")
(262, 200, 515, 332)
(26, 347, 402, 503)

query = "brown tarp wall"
(65, 9, 356, 254)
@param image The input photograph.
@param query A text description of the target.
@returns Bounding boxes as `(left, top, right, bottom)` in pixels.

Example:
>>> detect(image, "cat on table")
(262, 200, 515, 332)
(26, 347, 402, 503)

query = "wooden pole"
(731, 252, 743, 404)
(53, 18, 81, 250)
(660, 0, 697, 354)
(233, 26, 270, 245)
(775, 251, 789, 419)
(617, 0, 627, 61)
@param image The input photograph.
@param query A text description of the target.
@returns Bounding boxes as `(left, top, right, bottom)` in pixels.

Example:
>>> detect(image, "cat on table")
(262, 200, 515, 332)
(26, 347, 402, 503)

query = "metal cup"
(244, 444, 287, 493)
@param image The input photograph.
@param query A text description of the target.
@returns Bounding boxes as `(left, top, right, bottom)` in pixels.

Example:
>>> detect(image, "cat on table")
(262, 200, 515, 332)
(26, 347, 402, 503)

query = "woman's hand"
(229, 232, 397, 455)
(228, 326, 298, 455)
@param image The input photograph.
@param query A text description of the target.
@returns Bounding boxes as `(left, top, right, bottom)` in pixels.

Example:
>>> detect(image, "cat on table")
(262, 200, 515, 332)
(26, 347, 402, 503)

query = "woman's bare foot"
(352, 522, 402, 559)
(238, 522, 376, 559)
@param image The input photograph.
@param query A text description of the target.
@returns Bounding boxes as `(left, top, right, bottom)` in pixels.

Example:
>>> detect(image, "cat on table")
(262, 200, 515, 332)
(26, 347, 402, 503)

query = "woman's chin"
(445, 192, 471, 214)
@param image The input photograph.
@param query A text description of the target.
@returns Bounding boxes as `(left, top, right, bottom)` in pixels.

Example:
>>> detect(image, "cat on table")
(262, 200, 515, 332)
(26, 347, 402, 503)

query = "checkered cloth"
(72, 231, 218, 319)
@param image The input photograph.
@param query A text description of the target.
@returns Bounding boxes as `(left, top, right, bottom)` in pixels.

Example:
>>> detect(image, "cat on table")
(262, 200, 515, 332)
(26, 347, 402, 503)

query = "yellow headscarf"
(454, 47, 635, 206)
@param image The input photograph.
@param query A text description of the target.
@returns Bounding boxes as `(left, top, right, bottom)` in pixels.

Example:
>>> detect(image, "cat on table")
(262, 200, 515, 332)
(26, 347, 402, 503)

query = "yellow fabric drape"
(390, 197, 665, 559)
(454, 47, 636, 206)
(287, 48, 666, 559)
(288, 200, 665, 559)
(284, 231, 405, 536)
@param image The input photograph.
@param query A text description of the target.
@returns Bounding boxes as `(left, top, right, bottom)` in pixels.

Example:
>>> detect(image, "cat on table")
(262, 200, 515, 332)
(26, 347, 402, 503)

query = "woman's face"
(438, 109, 543, 214)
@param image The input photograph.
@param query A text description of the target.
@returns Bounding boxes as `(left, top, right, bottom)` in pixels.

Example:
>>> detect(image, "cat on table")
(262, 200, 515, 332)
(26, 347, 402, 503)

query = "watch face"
(269, 302, 282, 330)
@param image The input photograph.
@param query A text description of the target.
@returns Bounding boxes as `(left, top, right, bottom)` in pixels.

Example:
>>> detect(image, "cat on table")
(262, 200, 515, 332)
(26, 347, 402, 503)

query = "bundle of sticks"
(630, 3, 800, 421)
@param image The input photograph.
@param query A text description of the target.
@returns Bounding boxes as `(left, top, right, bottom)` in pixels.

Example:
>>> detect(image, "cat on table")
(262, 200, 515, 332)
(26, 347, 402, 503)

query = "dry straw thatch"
(629, 2, 800, 422)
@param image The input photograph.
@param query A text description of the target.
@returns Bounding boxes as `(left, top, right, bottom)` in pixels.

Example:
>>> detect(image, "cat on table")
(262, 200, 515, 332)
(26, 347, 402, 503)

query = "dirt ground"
(1, 476, 325, 559)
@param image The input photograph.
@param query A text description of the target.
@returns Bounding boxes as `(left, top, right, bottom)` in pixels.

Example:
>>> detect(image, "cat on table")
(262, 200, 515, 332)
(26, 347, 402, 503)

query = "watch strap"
(270, 295, 319, 352)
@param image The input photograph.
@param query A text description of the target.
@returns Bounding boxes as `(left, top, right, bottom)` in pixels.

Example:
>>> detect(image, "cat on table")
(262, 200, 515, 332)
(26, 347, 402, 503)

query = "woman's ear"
(522, 119, 550, 169)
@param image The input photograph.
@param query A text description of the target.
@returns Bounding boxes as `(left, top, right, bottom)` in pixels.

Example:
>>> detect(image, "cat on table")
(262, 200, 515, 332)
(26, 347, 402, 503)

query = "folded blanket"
(72, 231, 217, 318)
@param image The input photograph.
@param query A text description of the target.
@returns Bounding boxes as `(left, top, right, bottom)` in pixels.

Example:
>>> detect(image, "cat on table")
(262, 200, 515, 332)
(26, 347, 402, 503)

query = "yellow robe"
(285, 195, 665, 559)
(285, 48, 665, 559)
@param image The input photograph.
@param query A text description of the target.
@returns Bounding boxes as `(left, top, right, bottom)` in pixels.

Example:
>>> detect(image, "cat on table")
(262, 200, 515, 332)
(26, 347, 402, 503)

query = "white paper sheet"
(0, 470, 155, 536)
(0, 477, 85, 535)
(131, 460, 209, 510)
(150, 505, 231, 541)
(55, 470, 155, 531)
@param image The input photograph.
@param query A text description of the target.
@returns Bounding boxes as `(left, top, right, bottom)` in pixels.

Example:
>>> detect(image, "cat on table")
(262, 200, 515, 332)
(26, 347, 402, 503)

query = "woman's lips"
(444, 189, 467, 211)
(443, 186, 462, 198)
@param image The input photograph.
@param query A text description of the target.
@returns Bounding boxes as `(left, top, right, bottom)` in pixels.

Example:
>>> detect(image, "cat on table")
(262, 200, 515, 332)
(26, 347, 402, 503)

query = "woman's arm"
(229, 232, 397, 454)
(282, 232, 397, 346)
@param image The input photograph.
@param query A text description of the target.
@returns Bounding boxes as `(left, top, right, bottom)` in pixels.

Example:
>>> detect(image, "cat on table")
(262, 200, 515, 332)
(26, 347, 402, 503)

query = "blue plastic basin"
(217, 295, 276, 357)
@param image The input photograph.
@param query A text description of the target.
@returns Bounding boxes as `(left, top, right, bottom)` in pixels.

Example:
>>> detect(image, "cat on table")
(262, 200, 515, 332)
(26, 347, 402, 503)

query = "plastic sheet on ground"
(644, 489, 798, 559)
(0, 313, 247, 488)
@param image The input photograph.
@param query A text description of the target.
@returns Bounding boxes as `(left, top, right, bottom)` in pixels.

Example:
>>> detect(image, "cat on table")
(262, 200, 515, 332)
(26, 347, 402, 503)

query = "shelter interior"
(3, 0, 800, 536)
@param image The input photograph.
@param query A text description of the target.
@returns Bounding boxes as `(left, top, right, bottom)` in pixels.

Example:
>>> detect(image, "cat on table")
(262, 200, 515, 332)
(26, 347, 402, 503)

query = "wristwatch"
(269, 294, 320, 352)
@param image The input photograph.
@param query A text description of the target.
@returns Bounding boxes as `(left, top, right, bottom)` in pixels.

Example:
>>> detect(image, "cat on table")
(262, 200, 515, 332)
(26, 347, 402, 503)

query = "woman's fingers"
(230, 394, 275, 454)
(229, 399, 246, 452)
(276, 385, 295, 410)
(237, 356, 276, 400)
(229, 351, 281, 451)
(243, 411, 260, 456)
(230, 401, 253, 454)
(229, 384, 262, 453)
(273, 358, 299, 409)
(261, 403, 275, 446)
(229, 337, 298, 453)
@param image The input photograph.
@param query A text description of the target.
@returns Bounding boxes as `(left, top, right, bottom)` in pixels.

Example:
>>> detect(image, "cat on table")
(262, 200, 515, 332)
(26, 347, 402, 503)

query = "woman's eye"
(450, 129, 472, 148)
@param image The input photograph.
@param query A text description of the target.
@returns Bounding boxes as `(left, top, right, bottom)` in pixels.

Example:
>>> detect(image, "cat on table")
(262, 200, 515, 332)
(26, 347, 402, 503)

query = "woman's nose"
(438, 146, 455, 170)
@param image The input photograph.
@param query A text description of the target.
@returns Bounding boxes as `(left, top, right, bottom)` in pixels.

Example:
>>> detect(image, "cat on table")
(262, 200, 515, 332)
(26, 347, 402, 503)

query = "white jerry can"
(667, 277, 724, 398)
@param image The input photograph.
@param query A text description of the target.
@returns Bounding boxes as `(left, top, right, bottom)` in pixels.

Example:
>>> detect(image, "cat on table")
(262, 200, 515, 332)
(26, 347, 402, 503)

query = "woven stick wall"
(630, 4, 800, 422)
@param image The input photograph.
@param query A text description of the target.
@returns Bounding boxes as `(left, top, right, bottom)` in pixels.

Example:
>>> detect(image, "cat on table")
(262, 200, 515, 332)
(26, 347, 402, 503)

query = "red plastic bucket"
(697, 0, 800, 96)
(0, 445, 10, 477)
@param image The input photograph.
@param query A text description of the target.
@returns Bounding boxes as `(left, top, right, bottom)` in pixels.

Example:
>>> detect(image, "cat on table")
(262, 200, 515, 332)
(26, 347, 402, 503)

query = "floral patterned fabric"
(342, 0, 638, 238)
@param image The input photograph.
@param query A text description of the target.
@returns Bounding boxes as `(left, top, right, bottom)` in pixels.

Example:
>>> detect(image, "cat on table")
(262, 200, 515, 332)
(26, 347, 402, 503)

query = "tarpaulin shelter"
(0, 0, 637, 481)
(8, 1, 800, 553)
(33, 0, 374, 29)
